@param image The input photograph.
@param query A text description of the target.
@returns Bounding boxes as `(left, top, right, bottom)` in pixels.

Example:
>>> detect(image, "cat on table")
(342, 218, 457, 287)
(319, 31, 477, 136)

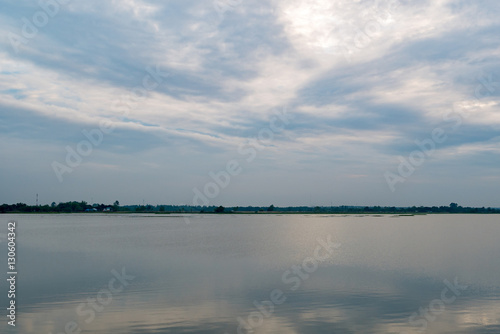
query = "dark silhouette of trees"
(215, 206, 225, 213)
(1, 201, 499, 214)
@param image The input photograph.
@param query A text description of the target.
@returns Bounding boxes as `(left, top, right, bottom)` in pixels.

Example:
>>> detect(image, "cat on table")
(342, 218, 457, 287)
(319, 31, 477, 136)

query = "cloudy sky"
(1, 0, 499, 207)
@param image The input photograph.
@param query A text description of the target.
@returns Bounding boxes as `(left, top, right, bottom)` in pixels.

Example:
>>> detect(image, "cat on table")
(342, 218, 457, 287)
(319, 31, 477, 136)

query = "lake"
(1, 214, 499, 333)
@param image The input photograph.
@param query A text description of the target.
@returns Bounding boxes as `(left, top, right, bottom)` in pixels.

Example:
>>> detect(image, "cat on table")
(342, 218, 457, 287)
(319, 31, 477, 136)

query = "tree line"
(1, 202, 499, 214)
(0, 201, 120, 213)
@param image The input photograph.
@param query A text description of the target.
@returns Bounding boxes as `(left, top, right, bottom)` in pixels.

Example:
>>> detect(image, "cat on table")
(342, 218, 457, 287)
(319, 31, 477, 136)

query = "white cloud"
(1, 0, 499, 205)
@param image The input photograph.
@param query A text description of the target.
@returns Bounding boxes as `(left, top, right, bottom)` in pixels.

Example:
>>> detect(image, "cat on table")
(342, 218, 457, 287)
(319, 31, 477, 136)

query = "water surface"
(1, 214, 499, 333)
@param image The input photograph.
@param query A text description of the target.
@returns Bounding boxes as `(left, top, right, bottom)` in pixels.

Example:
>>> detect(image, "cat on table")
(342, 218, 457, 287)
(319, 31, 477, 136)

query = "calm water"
(1, 214, 500, 334)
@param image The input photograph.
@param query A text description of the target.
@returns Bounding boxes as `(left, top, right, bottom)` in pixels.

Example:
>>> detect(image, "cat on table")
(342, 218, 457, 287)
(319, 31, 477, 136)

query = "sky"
(0, 0, 499, 207)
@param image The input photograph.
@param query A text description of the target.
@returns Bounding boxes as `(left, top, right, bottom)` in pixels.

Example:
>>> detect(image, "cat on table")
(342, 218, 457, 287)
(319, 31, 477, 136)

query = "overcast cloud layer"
(1, 0, 499, 207)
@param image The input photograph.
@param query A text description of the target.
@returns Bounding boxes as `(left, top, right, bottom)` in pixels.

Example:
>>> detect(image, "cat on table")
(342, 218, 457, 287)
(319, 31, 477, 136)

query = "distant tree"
(159, 206, 165, 212)
(136, 206, 146, 212)
(267, 205, 275, 212)
(450, 202, 458, 209)
(215, 206, 225, 213)
(51, 202, 56, 208)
